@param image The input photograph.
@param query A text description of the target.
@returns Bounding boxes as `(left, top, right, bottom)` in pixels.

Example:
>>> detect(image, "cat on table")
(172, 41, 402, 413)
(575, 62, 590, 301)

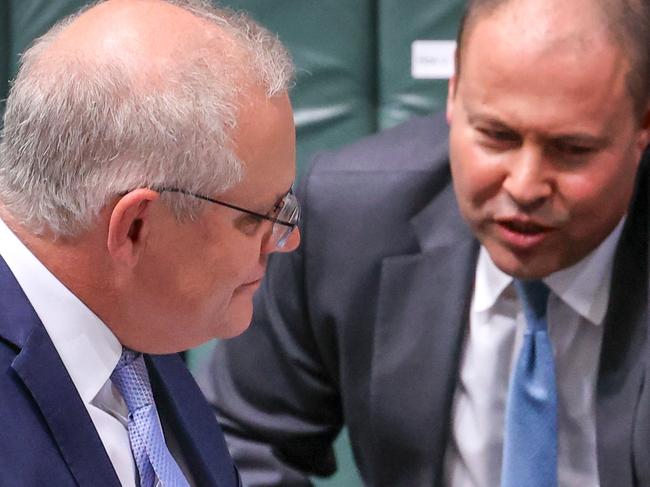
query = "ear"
(447, 74, 458, 125)
(107, 189, 160, 268)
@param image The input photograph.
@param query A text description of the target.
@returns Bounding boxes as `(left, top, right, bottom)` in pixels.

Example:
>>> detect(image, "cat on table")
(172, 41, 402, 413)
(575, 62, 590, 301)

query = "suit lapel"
(369, 184, 478, 487)
(147, 354, 238, 487)
(597, 160, 648, 487)
(1, 258, 120, 487)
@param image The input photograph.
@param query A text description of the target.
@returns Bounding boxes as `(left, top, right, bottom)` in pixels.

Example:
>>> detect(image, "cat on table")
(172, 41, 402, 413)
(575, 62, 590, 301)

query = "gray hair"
(0, 0, 294, 237)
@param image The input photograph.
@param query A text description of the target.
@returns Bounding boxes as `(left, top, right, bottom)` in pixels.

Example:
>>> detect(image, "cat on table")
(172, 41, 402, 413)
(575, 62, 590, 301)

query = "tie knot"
(514, 279, 550, 330)
(111, 349, 154, 414)
(116, 349, 140, 368)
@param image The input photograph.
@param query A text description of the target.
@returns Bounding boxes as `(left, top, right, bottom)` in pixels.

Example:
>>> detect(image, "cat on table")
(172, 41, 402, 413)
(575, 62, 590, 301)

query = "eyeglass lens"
(272, 191, 300, 248)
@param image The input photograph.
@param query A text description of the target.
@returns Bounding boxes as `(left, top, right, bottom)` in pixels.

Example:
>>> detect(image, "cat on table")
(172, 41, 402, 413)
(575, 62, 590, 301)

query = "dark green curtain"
(226, 0, 378, 177)
(378, 0, 464, 128)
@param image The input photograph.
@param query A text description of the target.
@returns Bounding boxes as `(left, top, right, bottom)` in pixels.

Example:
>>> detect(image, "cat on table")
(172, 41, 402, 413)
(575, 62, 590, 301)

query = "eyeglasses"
(158, 187, 300, 248)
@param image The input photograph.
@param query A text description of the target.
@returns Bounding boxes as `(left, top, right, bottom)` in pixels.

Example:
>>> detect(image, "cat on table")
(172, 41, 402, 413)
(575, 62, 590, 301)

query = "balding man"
(0, 1, 299, 486)
(201, 0, 650, 486)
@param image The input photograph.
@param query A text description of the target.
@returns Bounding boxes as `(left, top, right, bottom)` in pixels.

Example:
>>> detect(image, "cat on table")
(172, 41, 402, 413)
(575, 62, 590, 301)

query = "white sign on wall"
(411, 40, 457, 80)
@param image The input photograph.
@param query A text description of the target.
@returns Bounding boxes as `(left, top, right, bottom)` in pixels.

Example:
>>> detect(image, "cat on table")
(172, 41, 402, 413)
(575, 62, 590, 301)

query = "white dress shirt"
(444, 219, 624, 487)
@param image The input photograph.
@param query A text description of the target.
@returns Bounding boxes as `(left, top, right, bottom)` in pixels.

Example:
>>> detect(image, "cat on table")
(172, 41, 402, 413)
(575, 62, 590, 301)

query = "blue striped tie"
(111, 350, 190, 487)
(501, 280, 558, 487)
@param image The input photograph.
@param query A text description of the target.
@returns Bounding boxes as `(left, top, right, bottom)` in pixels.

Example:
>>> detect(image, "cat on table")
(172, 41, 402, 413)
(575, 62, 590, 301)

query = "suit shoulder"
(308, 112, 449, 175)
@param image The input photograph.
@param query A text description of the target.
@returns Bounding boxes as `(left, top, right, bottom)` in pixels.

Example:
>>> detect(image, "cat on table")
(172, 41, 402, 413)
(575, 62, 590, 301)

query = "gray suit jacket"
(199, 114, 650, 486)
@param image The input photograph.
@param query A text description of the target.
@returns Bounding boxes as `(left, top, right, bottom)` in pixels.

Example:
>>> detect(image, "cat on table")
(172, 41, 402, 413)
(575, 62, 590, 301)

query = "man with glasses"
(0, 1, 298, 486)
(201, 0, 650, 486)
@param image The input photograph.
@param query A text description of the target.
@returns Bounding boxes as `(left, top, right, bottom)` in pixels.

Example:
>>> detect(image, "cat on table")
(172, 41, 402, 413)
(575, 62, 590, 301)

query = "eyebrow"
(467, 113, 610, 147)
(258, 184, 294, 215)
(546, 134, 610, 148)
(467, 114, 513, 130)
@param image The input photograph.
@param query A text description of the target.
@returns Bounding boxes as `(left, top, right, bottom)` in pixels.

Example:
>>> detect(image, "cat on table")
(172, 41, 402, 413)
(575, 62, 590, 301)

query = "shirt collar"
(0, 217, 121, 404)
(473, 217, 626, 326)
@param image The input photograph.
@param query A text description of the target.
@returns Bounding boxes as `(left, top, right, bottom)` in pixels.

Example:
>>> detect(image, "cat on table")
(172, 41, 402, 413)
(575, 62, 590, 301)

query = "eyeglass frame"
(156, 186, 300, 248)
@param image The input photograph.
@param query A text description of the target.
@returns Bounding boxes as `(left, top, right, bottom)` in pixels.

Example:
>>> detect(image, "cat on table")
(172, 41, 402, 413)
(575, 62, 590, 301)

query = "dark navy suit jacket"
(0, 256, 241, 486)
(202, 114, 650, 486)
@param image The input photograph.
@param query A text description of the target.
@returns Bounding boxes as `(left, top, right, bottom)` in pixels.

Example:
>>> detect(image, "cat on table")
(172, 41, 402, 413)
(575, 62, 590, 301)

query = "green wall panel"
(377, 0, 464, 129)
(224, 0, 377, 176)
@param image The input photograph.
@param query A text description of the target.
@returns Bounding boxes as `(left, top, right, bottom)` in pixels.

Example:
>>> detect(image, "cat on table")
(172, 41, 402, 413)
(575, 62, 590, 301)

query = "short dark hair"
(454, 0, 650, 122)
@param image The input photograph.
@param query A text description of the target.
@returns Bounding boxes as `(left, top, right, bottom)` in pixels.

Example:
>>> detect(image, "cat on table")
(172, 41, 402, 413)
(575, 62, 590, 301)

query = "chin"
(213, 301, 255, 339)
(216, 320, 252, 339)
(488, 248, 560, 280)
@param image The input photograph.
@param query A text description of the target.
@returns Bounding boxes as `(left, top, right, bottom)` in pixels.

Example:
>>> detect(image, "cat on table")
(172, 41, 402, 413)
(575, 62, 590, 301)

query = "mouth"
(498, 217, 553, 233)
(493, 217, 555, 250)
(238, 276, 264, 290)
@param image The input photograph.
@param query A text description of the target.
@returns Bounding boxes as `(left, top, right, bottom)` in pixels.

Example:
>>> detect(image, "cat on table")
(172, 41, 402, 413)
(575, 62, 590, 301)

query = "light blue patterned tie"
(111, 350, 190, 487)
(501, 280, 558, 487)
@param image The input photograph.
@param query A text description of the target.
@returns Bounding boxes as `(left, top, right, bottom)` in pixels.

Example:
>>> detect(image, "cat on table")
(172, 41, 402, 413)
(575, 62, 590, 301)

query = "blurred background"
(0, 1, 465, 485)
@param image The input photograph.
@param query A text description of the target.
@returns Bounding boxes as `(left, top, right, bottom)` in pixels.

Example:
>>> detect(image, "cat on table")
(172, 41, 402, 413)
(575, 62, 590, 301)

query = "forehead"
(465, 0, 610, 44)
(224, 89, 296, 205)
(460, 0, 630, 83)
(458, 1, 635, 133)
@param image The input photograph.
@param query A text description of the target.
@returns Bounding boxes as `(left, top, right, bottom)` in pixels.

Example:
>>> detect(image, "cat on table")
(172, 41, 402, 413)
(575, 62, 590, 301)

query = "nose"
(278, 226, 301, 252)
(502, 147, 552, 210)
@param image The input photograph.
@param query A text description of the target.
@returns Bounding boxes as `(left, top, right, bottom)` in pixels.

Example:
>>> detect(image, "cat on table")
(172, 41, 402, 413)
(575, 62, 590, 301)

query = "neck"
(0, 209, 125, 333)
